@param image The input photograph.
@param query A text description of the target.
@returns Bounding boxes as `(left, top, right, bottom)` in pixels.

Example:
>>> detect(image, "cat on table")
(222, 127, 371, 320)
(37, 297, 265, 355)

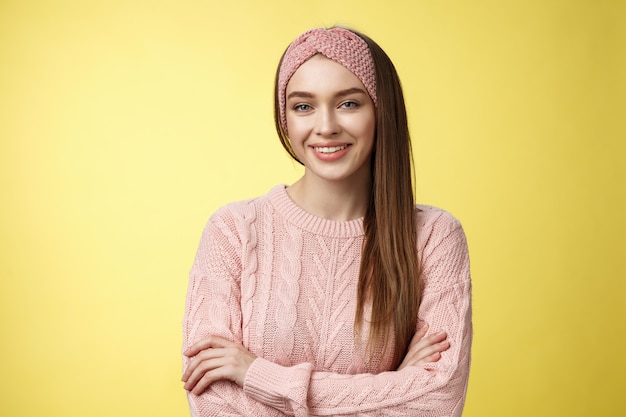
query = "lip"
(309, 143, 351, 162)
(310, 141, 349, 148)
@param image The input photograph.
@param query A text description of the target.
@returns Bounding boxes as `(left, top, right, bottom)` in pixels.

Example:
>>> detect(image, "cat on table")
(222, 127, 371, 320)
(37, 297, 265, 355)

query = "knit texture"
(278, 27, 377, 135)
(183, 185, 472, 417)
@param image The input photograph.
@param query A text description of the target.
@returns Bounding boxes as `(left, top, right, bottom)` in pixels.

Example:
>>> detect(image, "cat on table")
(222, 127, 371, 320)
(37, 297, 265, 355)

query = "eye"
(340, 101, 359, 109)
(293, 104, 311, 112)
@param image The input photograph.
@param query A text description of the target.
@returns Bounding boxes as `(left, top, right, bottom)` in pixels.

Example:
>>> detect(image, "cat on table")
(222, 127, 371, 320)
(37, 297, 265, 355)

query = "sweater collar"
(268, 185, 365, 238)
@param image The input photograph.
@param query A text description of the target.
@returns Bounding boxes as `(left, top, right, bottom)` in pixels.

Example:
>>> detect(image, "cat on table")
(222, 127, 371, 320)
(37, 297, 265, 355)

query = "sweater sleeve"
(242, 211, 472, 417)
(182, 210, 285, 417)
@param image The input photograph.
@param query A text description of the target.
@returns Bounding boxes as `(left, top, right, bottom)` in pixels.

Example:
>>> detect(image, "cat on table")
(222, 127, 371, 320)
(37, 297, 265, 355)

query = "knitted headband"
(277, 27, 377, 134)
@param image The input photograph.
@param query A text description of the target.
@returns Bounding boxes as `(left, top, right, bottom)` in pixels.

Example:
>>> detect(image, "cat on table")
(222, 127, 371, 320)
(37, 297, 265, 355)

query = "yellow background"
(1, 0, 624, 416)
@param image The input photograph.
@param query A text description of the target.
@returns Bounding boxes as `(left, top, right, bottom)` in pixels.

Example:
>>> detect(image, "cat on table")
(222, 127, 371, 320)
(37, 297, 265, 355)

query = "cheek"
(285, 117, 307, 158)
(363, 119, 376, 157)
(365, 119, 376, 140)
(286, 117, 309, 142)
(354, 114, 376, 146)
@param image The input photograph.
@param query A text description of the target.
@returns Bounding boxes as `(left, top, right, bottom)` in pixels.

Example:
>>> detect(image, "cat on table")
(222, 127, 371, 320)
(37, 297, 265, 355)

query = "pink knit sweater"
(183, 185, 472, 416)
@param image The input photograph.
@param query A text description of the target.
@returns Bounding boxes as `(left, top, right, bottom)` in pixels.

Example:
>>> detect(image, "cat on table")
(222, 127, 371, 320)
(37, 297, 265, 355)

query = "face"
(285, 54, 376, 186)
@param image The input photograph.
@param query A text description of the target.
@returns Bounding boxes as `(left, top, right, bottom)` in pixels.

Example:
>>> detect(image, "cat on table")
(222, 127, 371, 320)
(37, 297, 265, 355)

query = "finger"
(405, 338, 449, 363)
(184, 335, 234, 357)
(191, 365, 234, 396)
(420, 352, 441, 364)
(411, 331, 447, 352)
(184, 335, 229, 357)
(406, 340, 450, 365)
(186, 348, 250, 393)
(185, 359, 220, 392)
(184, 353, 230, 392)
(186, 364, 224, 394)
(182, 347, 228, 382)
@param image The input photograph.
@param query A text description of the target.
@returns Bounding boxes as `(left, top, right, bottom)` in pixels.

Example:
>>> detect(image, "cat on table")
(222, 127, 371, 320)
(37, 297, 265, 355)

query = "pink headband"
(278, 27, 377, 134)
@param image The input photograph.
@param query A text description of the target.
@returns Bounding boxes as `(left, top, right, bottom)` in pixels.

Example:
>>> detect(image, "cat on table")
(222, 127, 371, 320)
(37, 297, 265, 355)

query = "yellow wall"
(1, 1, 624, 416)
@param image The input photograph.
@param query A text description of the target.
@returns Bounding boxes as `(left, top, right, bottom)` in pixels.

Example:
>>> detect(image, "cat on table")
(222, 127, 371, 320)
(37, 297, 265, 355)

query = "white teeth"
(314, 145, 347, 153)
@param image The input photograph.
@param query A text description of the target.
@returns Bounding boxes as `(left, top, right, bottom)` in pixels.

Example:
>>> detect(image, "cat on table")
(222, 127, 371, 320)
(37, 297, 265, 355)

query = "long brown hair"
(273, 28, 421, 370)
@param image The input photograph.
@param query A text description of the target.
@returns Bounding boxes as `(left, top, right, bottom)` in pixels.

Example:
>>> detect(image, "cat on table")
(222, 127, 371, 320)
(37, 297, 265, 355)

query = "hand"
(182, 335, 256, 395)
(397, 323, 450, 370)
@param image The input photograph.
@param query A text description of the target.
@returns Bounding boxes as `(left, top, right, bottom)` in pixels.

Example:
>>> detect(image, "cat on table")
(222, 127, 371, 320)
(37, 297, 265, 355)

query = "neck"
(286, 175, 371, 221)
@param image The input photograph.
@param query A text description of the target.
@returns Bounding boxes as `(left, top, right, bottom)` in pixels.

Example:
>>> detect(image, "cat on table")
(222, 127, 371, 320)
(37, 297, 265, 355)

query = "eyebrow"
(287, 87, 368, 100)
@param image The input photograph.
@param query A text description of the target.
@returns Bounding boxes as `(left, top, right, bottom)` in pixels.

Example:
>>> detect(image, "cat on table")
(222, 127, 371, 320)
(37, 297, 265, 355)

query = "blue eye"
(294, 104, 311, 111)
(341, 101, 359, 109)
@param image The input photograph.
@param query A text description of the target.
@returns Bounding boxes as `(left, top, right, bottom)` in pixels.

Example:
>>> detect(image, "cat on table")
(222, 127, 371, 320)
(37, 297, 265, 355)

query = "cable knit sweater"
(183, 185, 472, 417)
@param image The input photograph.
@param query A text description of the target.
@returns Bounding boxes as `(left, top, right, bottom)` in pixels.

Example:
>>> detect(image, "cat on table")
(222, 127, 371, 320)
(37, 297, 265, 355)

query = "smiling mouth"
(313, 145, 347, 154)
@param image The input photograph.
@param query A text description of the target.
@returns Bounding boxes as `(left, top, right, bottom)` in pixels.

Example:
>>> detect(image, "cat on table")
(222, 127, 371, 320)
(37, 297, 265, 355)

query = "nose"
(315, 107, 340, 137)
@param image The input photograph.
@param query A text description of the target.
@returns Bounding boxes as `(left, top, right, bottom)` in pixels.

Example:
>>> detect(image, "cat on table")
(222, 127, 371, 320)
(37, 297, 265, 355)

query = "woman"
(182, 27, 472, 416)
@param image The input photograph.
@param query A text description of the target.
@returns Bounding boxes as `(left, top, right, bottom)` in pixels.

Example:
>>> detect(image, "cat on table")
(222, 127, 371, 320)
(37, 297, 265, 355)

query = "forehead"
(286, 54, 366, 94)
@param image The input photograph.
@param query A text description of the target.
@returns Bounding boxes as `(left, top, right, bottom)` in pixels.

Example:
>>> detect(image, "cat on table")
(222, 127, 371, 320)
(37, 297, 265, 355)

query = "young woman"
(182, 27, 472, 416)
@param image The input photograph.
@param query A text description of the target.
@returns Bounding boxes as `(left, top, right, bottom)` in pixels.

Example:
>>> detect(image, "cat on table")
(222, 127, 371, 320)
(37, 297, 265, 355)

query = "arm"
(182, 212, 285, 417)
(241, 212, 472, 416)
